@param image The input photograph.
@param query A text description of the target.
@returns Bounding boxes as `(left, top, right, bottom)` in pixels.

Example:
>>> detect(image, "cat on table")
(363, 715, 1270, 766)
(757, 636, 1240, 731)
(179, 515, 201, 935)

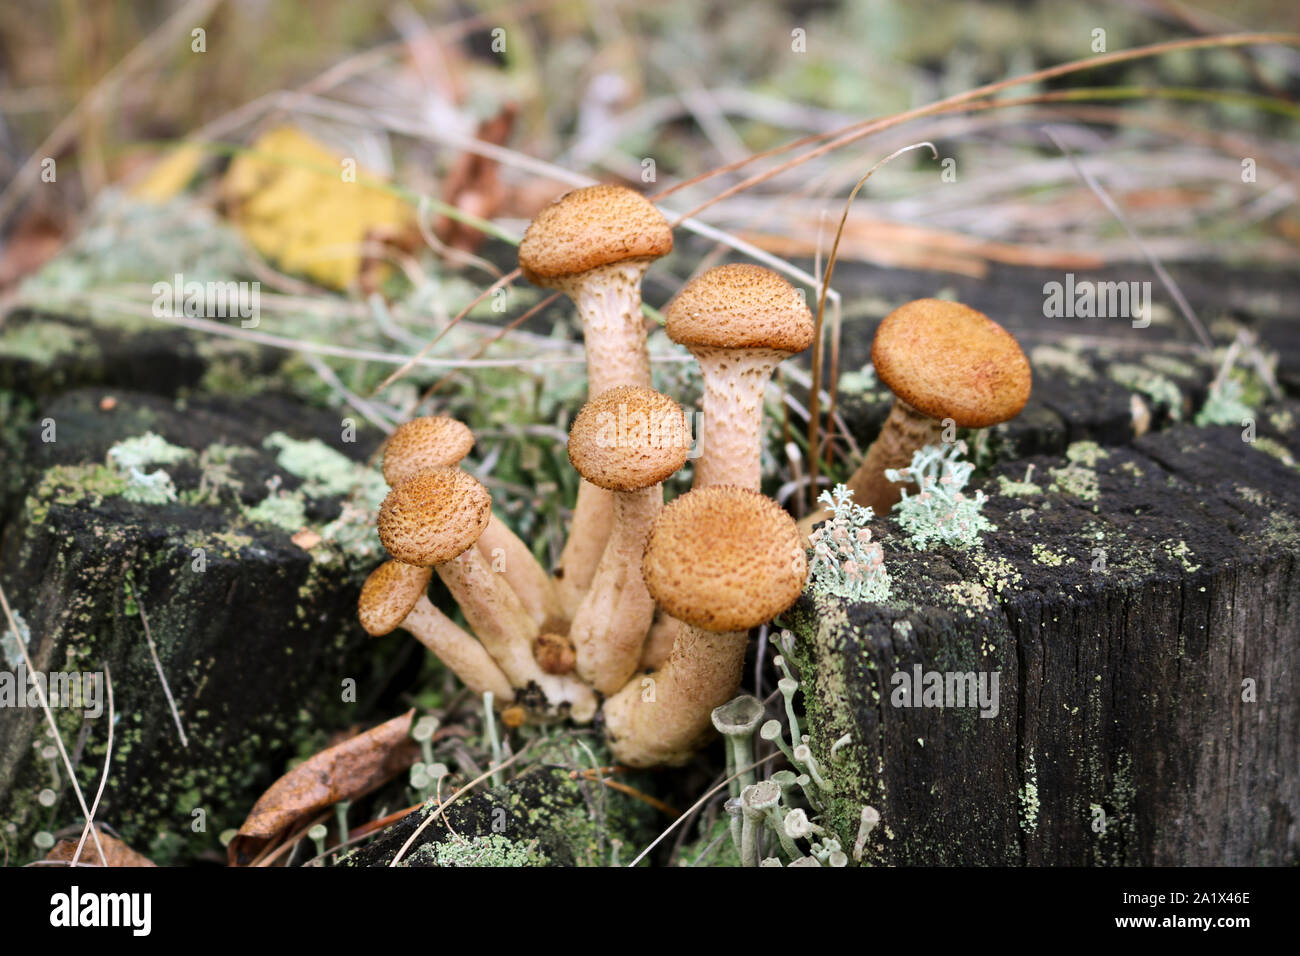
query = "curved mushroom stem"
(401, 595, 513, 701)
(553, 259, 656, 609)
(555, 480, 613, 618)
(568, 483, 661, 695)
(689, 346, 788, 490)
(603, 619, 749, 767)
(476, 512, 564, 629)
(638, 611, 677, 671)
(438, 547, 597, 722)
(798, 398, 942, 536)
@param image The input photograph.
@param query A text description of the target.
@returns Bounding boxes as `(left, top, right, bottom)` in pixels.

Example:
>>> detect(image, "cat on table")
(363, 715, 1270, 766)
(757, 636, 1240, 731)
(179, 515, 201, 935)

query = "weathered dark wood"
(789, 417, 1300, 865)
(0, 387, 388, 864)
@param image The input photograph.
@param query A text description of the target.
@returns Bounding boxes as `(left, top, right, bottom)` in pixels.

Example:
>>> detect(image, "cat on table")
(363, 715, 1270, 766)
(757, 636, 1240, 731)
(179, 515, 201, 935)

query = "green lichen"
(1048, 463, 1099, 502)
(1030, 345, 1094, 380)
(245, 492, 309, 531)
(1140, 354, 1198, 380)
(417, 833, 550, 867)
(1161, 539, 1200, 573)
(1065, 441, 1109, 468)
(263, 432, 386, 504)
(996, 474, 1042, 497)
(1252, 437, 1297, 470)
(1195, 377, 1254, 427)
(1019, 755, 1039, 833)
(1032, 543, 1071, 567)
(1108, 364, 1183, 419)
(0, 320, 92, 363)
(886, 442, 994, 551)
(25, 463, 128, 524)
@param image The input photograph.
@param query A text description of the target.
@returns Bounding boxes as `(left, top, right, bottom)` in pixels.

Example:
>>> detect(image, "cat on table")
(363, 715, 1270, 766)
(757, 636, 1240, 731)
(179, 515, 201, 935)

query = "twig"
(0, 582, 107, 866)
(70, 663, 114, 866)
(126, 580, 188, 748)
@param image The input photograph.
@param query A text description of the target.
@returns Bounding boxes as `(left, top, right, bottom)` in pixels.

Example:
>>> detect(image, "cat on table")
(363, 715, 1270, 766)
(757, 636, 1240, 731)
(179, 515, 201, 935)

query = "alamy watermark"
(152, 273, 260, 328)
(0, 664, 103, 718)
(890, 665, 1000, 718)
(1043, 273, 1150, 328)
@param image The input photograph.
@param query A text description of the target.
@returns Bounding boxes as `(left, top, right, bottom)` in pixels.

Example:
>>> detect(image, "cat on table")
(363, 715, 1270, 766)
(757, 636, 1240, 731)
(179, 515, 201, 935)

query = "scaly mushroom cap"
(641, 486, 807, 632)
(664, 264, 815, 353)
(358, 560, 433, 636)
(382, 416, 475, 487)
(518, 184, 672, 285)
(871, 298, 1031, 429)
(568, 386, 691, 491)
(377, 468, 492, 566)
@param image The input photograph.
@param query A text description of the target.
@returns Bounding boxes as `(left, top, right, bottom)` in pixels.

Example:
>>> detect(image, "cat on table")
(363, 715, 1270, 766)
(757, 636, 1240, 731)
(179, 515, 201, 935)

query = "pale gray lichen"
(1195, 376, 1254, 427)
(808, 485, 891, 602)
(885, 441, 994, 551)
(106, 432, 193, 504)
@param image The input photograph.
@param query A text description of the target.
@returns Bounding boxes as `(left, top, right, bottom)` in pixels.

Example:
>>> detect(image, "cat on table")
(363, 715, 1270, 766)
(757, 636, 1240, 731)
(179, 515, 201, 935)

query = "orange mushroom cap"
(518, 184, 672, 285)
(871, 298, 1031, 429)
(665, 263, 815, 354)
(641, 486, 807, 633)
(568, 386, 691, 491)
(377, 468, 492, 566)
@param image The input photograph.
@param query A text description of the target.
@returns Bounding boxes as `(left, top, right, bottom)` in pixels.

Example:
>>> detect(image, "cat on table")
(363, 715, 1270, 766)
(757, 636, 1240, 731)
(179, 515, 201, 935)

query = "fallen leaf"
(435, 104, 515, 252)
(130, 144, 206, 202)
(221, 126, 415, 291)
(45, 830, 156, 867)
(228, 709, 418, 866)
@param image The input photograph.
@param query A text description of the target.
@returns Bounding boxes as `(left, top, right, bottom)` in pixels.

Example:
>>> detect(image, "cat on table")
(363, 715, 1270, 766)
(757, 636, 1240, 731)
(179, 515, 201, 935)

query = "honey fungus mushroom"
(359, 560, 511, 700)
(382, 415, 562, 631)
(603, 486, 807, 767)
(377, 467, 596, 721)
(665, 264, 814, 490)
(801, 298, 1030, 531)
(519, 184, 673, 614)
(566, 386, 691, 694)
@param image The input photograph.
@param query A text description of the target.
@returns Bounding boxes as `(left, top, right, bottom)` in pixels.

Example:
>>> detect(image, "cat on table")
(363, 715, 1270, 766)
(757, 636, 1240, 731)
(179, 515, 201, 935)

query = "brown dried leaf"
(45, 830, 156, 867)
(227, 709, 418, 866)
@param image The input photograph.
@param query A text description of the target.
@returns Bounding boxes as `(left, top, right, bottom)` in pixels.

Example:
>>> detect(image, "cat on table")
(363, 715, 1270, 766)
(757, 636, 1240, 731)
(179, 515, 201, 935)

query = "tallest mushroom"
(519, 184, 673, 613)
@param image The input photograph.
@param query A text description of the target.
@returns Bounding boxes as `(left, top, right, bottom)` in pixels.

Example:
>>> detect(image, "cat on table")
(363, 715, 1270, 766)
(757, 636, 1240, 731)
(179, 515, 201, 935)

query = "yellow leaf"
(222, 126, 414, 290)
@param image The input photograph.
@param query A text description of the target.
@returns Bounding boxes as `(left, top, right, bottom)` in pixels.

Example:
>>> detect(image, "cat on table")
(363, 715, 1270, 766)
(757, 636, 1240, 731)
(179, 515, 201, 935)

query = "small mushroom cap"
(518, 184, 672, 285)
(377, 468, 492, 566)
(641, 486, 807, 632)
(871, 298, 1031, 428)
(664, 264, 815, 353)
(382, 416, 475, 487)
(358, 560, 433, 636)
(568, 386, 691, 491)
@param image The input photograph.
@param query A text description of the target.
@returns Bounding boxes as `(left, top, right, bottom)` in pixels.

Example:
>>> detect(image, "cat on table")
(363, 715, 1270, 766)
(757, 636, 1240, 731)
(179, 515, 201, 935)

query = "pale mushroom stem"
(603, 620, 749, 767)
(402, 595, 514, 701)
(638, 612, 678, 671)
(476, 513, 564, 629)
(690, 346, 787, 490)
(438, 547, 597, 722)
(568, 484, 661, 695)
(553, 260, 656, 611)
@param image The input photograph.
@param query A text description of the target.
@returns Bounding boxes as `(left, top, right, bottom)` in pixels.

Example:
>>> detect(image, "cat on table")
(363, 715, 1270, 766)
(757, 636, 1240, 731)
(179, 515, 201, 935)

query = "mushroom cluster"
(358, 184, 814, 766)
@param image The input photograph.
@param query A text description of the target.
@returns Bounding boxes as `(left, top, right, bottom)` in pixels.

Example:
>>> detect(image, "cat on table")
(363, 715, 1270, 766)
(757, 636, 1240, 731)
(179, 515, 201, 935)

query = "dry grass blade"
(388, 739, 536, 866)
(0, 582, 107, 866)
(806, 142, 938, 509)
(651, 33, 1300, 219)
(70, 663, 114, 866)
